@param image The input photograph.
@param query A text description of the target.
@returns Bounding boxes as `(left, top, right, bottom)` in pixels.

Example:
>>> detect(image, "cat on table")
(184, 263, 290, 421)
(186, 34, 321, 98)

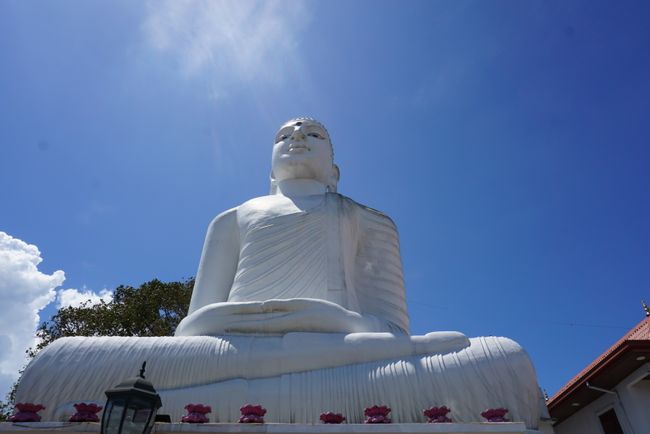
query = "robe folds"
(229, 193, 409, 333)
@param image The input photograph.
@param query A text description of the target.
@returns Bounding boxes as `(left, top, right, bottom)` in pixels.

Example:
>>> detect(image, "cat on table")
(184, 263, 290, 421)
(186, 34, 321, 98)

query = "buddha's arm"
(353, 204, 410, 334)
(188, 207, 240, 314)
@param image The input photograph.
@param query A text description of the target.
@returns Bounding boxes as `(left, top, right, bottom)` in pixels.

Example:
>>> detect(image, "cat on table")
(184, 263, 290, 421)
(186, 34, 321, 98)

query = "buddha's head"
(270, 117, 340, 194)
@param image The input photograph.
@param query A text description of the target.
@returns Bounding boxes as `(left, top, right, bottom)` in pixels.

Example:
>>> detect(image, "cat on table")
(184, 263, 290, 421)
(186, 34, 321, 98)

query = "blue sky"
(1, 0, 649, 401)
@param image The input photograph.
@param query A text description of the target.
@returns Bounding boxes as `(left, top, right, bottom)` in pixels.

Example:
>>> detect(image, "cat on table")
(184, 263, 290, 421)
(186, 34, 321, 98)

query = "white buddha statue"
(175, 117, 408, 337)
(16, 118, 547, 430)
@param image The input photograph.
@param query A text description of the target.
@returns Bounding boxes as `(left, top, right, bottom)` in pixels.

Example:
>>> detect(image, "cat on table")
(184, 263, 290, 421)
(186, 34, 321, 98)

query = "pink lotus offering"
(9, 403, 45, 422)
(182, 404, 212, 423)
(319, 412, 345, 424)
(363, 405, 391, 424)
(423, 406, 452, 423)
(481, 408, 509, 422)
(239, 404, 266, 423)
(69, 403, 103, 422)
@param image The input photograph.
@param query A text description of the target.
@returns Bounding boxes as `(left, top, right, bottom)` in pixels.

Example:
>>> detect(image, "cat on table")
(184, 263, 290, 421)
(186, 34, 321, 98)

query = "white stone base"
(0, 422, 543, 434)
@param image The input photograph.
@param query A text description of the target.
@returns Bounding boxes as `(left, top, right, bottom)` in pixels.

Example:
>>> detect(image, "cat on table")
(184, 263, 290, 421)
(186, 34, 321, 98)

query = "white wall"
(554, 363, 650, 434)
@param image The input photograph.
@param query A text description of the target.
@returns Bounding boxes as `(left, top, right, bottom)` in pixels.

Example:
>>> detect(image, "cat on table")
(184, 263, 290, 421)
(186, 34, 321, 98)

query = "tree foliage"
(0, 400, 11, 422)
(0, 278, 193, 419)
(32, 278, 193, 355)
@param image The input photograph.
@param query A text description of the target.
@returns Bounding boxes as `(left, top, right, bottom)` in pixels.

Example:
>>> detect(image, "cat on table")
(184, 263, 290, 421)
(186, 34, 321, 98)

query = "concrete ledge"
(0, 422, 541, 434)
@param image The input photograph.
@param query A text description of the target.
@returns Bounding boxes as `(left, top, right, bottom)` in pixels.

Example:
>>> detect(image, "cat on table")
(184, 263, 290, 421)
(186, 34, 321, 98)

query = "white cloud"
(0, 233, 115, 401)
(57, 287, 113, 309)
(0, 232, 63, 399)
(142, 0, 310, 83)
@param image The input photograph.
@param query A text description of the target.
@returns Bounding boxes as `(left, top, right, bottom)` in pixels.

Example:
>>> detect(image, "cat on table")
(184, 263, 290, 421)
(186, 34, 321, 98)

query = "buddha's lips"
(288, 145, 309, 152)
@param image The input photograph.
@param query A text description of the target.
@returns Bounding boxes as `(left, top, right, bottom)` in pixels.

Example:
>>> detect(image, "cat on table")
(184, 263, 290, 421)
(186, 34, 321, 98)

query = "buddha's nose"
(291, 127, 306, 140)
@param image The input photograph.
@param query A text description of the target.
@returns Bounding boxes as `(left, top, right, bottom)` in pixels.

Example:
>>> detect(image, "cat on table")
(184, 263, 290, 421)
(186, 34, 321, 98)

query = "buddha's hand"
(174, 301, 266, 336)
(174, 298, 387, 336)
(223, 298, 385, 334)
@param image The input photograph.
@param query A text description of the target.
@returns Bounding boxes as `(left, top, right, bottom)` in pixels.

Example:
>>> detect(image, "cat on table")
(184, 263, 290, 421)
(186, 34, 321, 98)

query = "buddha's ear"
(269, 170, 278, 195)
(327, 164, 340, 193)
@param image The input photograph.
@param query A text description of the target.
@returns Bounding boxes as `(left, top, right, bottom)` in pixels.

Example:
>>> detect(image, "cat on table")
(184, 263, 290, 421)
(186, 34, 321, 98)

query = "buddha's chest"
(229, 194, 360, 309)
(235, 195, 333, 256)
(235, 194, 359, 249)
(236, 194, 327, 228)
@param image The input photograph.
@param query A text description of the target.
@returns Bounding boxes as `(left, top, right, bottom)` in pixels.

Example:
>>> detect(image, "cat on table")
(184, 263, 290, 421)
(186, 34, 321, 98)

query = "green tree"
(0, 399, 12, 422)
(32, 278, 193, 354)
(1, 278, 193, 420)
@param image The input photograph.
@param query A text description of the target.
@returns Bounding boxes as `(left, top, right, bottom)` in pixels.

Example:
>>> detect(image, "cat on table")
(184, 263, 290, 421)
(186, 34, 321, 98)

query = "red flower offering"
(481, 408, 509, 422)
(423, 406, 452, 423)
(320, 412, 345, 424)
(182, 404, 212, 423)
(9, 403, 45, 422)
(69, 403, 103, 422)
(363, 405, 391, 424)
(239, 404, 266, 423)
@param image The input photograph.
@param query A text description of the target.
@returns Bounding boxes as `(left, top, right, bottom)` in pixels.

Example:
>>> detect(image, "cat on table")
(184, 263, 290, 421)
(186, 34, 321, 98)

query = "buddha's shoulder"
(237, 195, 303, 216)
(236, 195, 320, 221)
(335, 194, 398, 230)
(206, 196, 301, 231)
(239, 195, 287, 209)
(207, 206, 238, 229)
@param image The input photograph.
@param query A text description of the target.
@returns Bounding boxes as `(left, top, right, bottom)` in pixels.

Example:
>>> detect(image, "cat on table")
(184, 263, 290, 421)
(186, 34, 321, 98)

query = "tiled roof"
(627, 316, 650, 340)
(548, 316, 650, 405)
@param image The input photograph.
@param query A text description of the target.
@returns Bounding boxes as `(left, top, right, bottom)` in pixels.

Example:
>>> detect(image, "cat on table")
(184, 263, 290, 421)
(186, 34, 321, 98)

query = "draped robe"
(225, 193, 409, 333)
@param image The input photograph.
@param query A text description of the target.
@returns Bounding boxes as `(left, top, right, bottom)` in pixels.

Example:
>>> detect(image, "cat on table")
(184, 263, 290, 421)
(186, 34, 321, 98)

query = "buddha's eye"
(276, 134, 288, 142)
(308, 133, 323, 139)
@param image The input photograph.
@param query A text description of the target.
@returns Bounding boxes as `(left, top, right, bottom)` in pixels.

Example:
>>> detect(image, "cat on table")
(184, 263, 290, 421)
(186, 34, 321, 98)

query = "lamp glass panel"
(121, 399, 154, 434)
(103, 400, 125, 434)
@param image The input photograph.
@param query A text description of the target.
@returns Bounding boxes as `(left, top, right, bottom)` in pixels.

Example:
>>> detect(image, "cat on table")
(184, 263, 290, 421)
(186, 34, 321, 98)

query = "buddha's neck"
(276, 179, 328, 197)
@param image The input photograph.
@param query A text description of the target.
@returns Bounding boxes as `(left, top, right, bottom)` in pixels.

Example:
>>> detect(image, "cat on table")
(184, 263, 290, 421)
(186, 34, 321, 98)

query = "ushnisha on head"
(270, 117, 340, 194)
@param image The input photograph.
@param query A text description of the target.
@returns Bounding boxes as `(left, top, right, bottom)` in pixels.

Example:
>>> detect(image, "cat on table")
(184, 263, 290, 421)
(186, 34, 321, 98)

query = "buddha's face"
(271, 119, 337, 186)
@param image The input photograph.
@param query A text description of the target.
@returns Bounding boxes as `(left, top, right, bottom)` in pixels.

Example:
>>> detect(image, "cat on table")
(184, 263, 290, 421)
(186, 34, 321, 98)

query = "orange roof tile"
(548, 316, 650, 418)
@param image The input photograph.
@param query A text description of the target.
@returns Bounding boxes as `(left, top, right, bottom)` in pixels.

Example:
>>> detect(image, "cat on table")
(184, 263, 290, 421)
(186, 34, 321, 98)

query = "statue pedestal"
(0, 422, 545, 434)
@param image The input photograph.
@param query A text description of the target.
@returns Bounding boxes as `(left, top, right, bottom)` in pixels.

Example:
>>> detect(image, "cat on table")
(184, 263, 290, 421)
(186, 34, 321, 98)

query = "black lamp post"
(101, 362, 162, 434)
